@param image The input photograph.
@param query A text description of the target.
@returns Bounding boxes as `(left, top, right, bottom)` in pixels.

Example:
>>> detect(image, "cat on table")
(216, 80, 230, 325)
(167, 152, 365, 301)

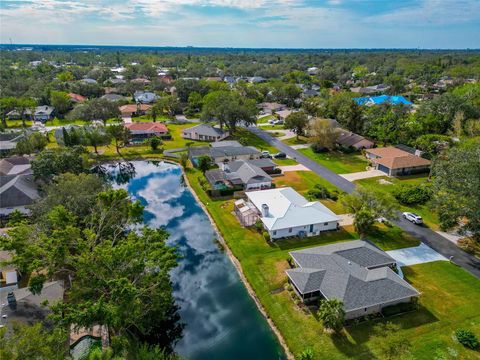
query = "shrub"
(311, 143, 328, 153)
(262, 231, 270, 242)
(392, 182, 432, 205)
(455, 329, 479, 349)
(297, 348, 314, 360)
(238, 136, 249, 146)
(307, 184, 337, 200)
(457, 237, 479, 255)
(254, 219, 264, 233)
(149, 136, 162, 150)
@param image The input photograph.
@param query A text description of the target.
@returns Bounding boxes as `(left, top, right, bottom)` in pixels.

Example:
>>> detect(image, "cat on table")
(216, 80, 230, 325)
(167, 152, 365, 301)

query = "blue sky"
(1, 0, 479, 48)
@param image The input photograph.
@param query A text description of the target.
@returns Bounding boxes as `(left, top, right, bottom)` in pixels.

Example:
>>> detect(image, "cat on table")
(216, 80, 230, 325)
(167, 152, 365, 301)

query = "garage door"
(378, 164, 390, 174)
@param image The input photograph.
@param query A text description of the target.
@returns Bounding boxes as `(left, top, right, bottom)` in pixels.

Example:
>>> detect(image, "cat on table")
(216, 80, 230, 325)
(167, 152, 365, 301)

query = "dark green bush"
(307, 184, 338, 201)
(455, 329, 479, 349)
(392, 182, 432, 205)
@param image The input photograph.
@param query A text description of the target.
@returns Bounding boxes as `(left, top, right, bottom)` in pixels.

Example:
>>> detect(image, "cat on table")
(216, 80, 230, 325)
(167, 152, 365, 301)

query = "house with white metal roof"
(245, 187, 339, 240)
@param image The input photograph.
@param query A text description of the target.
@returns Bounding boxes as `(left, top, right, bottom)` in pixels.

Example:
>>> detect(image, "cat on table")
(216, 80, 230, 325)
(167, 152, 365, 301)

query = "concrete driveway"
(278, 164, 311, 172)
(387, 243, 447, 267)
(340, 169, 385, 182)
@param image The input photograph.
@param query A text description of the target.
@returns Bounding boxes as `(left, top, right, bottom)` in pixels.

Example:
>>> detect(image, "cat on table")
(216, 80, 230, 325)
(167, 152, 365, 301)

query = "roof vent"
(348, 261, 352, 265)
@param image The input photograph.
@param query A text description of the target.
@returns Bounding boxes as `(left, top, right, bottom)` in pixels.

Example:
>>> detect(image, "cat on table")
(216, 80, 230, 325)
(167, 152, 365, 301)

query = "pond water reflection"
(109, 161, 285, 360)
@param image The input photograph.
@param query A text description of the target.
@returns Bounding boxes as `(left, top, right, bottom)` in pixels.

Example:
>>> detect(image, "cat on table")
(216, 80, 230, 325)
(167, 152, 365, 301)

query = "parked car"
(268, 119, 275, 124)
(274, 152, 287, 159)
(403, 212, 423, 225)
(261, 150, 272, 158)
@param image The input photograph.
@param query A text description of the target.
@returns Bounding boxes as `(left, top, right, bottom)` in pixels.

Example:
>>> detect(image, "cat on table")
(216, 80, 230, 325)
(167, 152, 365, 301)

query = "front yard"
(355, 175, 440, 230)
(185, 166, 480, 359)
(299, 148, 369, 174)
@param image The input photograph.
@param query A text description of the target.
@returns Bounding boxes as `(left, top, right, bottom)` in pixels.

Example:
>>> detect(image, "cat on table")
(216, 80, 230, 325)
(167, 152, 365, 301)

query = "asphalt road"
(247, 126, 480, 279)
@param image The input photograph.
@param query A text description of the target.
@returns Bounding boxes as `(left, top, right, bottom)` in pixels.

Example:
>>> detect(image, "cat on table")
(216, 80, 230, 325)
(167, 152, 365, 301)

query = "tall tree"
(431, 140, 480, 241)
(0, 96, 17, 128)
(341, 188, 397, 236)
(107, 124, 131, 154)
(15, 132, 48, 155)
(31, 146, 89, 183)
(285, 111, 308, 139)
(309, 118, 339, 151)
(84, 127, 111, 154)
(50, 90, 71, 117)
(201, 90, 257, 131)
(0, 322, 67, 360)
(16, 97, 37, 127)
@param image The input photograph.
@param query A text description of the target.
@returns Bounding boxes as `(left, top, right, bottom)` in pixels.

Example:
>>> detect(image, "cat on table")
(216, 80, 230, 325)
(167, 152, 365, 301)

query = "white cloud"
(365, 0, 480, 25)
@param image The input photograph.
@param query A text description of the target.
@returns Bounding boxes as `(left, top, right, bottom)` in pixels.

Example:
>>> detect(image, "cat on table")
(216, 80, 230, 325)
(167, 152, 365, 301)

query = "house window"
(273, 231, 276, 236)
(288, 228, 292, 233)
(324, 222, 328, 226)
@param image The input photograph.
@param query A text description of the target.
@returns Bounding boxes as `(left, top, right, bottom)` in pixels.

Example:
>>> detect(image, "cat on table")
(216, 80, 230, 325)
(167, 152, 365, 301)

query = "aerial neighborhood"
(0, 45, 479, 360)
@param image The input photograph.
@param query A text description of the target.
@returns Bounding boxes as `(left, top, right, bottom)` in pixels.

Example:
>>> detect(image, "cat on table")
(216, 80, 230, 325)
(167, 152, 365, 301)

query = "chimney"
(261, 204, 269, 217)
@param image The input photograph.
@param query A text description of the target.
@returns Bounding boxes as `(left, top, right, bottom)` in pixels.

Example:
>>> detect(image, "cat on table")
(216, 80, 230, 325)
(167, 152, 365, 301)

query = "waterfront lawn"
(355, 176, 440, 230)
(185, 167, 480, 359)
(299, 148, 368, 174)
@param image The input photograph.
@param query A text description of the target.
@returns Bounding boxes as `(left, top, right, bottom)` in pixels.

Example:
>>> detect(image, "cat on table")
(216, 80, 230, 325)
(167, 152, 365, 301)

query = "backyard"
(185, 166, 480, 359)
(299, 148, 369, 174)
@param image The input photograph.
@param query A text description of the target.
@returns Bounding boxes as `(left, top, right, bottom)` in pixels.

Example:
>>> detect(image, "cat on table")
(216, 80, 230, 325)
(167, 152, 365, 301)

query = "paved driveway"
(278, 164, 311, 172)
(387, 243, 447, 266)
(340, 169, 385, 182)
(245, 126, 480, 279)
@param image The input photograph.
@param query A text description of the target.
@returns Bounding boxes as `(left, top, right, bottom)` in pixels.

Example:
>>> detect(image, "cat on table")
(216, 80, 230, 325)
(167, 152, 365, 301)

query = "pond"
(109, 161, 285, 360)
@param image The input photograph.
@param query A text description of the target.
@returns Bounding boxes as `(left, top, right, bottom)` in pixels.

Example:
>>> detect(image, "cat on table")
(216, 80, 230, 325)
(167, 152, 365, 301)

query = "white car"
(403, 212, 423, 225)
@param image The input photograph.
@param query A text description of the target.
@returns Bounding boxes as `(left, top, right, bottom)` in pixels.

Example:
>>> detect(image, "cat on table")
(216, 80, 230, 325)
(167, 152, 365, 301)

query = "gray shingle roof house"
(0, 156, 32, 176)
(7, 106, 55, 122)
(286, 240, 419, 319)
(188, 142, 261, 166)
(182, 124, 229, 142)
(0, 175, 39, 216)
(336, 131, 374, 150)
(205, 160, 272, 190)
(0, 132, 25, 156)
(134, 91, 159, 104)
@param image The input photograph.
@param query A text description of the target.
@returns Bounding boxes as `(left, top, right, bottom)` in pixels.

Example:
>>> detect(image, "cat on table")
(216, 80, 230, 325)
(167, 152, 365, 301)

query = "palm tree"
(317, 298, 345, 333)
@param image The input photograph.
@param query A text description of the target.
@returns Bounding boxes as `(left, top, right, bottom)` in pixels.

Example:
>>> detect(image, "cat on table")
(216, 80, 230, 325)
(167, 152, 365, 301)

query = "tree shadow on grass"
(345, 304, 438, 345)
(330, 332, 376, 360)
(272, 228, 356, 251)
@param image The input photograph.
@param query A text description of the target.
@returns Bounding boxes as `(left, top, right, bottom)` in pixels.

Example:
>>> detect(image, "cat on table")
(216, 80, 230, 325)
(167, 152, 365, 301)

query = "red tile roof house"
(68, 93, 87, 103)
(124, 122, 169, 143)
(365, 147, 431, 177)
(119, 104, 152, 118)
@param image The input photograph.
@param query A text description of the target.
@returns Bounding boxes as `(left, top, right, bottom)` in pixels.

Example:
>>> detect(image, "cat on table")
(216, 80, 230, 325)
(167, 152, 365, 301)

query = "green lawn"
(231, 128, 278, 153)
(273, 158, 298, 166)
(185, 167, 480, 359)
(299, 148, 369, 174)
(355, 176, 440, 230)
(257, 115, 275, 124)
(282, 136, 310, 146)
(5, 119, 33, 128)
(261, 124, 286, 131)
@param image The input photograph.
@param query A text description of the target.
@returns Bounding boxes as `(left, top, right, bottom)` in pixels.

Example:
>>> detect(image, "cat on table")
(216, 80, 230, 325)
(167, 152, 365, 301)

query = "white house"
(245, 187, 339, 240)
